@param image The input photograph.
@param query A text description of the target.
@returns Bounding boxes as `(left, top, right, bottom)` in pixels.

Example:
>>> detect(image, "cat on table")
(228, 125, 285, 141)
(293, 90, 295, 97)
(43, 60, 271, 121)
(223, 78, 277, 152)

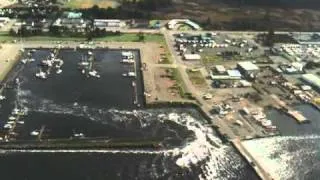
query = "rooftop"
(237, 61, 260, 71)
(302, 74, 320, 89)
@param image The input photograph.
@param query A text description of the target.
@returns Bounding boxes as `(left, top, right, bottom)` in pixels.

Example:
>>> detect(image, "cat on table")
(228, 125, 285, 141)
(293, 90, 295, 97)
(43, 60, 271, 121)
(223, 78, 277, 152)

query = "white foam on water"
(12, 91, 247, 179)
(159, 112, 244, 180)
(242, 135, 320, 180)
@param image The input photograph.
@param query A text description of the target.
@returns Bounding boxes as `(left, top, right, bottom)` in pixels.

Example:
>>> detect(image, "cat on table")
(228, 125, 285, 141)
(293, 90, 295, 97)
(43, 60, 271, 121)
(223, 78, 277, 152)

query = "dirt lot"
(0, 44, 20, 81)
(0, 0, 16, 8)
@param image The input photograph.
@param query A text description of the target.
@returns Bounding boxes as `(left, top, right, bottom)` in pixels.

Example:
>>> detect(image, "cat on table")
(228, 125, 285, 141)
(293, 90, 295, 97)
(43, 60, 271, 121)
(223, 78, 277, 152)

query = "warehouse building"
(237, 61, 260, 78)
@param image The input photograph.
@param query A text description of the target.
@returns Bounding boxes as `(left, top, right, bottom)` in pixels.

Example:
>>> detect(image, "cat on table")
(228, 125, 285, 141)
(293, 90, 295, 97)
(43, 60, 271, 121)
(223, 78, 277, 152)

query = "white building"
(183, 54, 201, 61)
(94, 19, 125, 30)
(237, 61, 260, 76)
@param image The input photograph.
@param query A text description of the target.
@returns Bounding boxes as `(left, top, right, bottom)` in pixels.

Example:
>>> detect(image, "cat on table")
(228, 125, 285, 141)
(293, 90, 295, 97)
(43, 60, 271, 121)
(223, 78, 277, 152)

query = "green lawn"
(94, 33, 165, 43)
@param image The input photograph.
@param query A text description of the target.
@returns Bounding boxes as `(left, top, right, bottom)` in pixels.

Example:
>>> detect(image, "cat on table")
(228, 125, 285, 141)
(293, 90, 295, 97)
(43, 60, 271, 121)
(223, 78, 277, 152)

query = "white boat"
(12, 108, 19, 115)
(121, 59, 135, 64)
(3, 124, 12, 129)
(88, 51, 93, 55)
(81, 69, 85, 74)
(73, 133, 85, 137)
(35, 71, 47, 79)
(128, 72, 136, 77)
(15, 78, 20, 84)
(78, 62, 89, 66)
(88, 70, 100, 78)
(122, 73, 127, 77)
(28, 58, 35, 62)
(0, 95, 6, 100)
(8, 116, 16, 121)
(56, 69, 62, 74)
(122, 51, 134, 59)
(132, 81, 136, 87)
(17, 121, 24, 125)
(21, 59, 27, 64)
(7, 121, 15, 124)
(30, 131, 39, 136)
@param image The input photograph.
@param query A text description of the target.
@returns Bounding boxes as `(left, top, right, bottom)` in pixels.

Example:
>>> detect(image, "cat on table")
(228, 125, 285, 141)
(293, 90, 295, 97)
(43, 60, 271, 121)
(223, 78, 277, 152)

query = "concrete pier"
(231, 138, 273, 180)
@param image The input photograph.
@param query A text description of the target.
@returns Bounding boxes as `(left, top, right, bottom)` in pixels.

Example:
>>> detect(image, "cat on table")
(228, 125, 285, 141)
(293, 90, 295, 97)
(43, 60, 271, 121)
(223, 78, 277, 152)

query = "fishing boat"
(0, 95, 6, 100)
(56, 69, 62, 74)
(3, 124, 12, 129)
(128, 72, 136, 77)
(78, 61, 89, 66)
(73, 133, 85, 138)
(12, 108, 19, 115)
(8, 116, 16, 121)
(21, 59, 27, 64)
(121, 59, 135, 64)
(30, 130, 39, 136)
(17, 120, 24, 125)
(35, 71, 47, 79)
(88, 70, 100, 78)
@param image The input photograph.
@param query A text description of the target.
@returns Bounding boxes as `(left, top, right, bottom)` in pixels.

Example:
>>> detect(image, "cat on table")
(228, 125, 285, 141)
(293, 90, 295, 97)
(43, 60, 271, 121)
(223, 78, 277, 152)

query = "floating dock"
(271, 94, 308, 123)
(287, 110, 308, 123)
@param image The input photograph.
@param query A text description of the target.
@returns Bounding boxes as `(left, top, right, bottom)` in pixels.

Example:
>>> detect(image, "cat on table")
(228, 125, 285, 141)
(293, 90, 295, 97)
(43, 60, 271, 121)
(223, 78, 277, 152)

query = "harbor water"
(0, 49, 259, 180)
(243, 104, 320, 180)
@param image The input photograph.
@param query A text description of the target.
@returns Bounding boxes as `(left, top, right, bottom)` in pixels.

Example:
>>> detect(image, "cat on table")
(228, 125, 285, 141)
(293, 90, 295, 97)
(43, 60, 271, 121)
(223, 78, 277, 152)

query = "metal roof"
(237, 61, 259, 71)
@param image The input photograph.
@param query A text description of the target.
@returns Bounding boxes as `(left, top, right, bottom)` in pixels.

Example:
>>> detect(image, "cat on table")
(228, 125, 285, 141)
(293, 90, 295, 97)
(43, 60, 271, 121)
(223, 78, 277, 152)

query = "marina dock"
(287, 110, 308, 123)
(271, 94, 308, 123)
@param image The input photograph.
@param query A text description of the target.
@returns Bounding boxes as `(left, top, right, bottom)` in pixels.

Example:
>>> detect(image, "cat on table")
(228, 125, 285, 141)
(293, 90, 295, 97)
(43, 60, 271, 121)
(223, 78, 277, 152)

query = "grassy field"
(0, 33, 166, 43)
(186, 69, 206, 86)
(166, 68, 192, 99)
(62, 0, 119, 9)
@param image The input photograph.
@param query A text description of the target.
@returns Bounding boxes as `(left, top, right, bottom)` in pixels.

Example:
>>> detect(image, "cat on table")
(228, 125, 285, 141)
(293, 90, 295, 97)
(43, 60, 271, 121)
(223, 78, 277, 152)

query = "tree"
(266, 27, 275, 47)
(137, 32, 145, 42)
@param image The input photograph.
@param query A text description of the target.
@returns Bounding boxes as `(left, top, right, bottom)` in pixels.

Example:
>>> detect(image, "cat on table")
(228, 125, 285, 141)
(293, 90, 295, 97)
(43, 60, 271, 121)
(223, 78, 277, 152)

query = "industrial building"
(93, 19, 125, 30)
(301, 74, 320, 92)
(237, 61, 260, 77)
